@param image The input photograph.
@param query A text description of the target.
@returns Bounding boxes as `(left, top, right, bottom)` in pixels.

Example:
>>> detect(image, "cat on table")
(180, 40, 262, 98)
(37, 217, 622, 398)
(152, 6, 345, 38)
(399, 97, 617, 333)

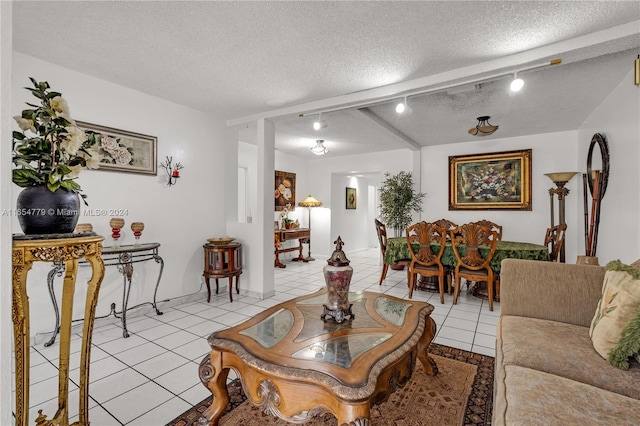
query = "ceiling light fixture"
(510, 73, 524, 92)
(299, 59, 561, 120)
(310, 139, 329, 155)
(395, 96, 412, 114)
(468, 116, 499, 137)
(313, 113, 327, 131)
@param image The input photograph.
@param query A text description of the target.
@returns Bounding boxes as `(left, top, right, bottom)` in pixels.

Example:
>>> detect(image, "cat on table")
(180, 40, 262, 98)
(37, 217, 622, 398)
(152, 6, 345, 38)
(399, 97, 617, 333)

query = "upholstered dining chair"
(375, 219, 409, 285)
(406, 222, 447, 302)
(544, 223, 567, 262)
(473, 220, 503, 241)
(450, 223, 499, 311)
(431, 218, 458, 294)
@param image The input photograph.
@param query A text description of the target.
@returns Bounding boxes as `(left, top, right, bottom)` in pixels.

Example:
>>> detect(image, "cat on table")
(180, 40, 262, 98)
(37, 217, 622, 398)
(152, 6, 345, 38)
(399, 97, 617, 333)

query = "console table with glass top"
(199, 288, 438, 425)
(12, 233, 105, 426)
(46, 242, 164, 344)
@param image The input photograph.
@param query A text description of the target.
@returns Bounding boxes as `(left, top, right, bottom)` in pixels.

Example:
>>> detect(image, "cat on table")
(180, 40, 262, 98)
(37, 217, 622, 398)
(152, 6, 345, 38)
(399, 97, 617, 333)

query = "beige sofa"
(494, 259, 640, 425)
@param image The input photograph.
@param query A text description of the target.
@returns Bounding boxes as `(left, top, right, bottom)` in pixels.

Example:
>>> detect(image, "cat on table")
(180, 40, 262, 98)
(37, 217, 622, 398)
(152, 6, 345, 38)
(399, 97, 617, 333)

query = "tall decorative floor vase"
(16, 186, 80, 234)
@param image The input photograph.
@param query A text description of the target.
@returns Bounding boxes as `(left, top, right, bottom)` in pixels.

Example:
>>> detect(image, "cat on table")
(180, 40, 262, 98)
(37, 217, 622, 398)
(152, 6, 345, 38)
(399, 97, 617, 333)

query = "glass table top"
(236, 291, 413, 367)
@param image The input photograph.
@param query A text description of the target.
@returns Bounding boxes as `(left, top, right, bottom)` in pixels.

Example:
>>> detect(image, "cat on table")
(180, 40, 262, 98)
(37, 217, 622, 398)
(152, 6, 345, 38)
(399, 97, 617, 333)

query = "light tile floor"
(18, 248, 498, 425)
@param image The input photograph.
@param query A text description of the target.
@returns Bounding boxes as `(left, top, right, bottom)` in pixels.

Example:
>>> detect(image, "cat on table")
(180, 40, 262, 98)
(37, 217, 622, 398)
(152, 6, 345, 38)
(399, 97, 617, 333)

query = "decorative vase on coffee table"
(16, 185, 80, 234)
(321, 236, 354, 324)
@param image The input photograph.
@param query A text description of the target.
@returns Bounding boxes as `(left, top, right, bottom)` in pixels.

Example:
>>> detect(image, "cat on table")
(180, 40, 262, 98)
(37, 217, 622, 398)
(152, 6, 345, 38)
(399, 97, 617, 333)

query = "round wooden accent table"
(203, 242, 242, 302)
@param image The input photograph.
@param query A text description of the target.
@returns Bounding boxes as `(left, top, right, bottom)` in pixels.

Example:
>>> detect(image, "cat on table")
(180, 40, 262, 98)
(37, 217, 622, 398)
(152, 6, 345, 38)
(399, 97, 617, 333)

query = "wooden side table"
(12, 233, 105, 426)
(203, 242, 242, 302)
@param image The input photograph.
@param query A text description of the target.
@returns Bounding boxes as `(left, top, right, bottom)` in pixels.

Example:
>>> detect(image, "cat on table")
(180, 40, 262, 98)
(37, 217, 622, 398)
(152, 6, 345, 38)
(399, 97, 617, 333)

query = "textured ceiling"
(12, 1, 640, 159)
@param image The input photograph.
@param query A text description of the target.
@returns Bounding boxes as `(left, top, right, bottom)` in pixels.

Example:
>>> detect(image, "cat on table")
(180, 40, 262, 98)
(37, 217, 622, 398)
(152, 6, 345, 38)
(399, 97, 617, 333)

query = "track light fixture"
(310, 139, 329, 155)
(395, 96, 412, 114)
(298, 59, 560, 125)
(510, 73, 524, 92)
(313, 113, 327, 131)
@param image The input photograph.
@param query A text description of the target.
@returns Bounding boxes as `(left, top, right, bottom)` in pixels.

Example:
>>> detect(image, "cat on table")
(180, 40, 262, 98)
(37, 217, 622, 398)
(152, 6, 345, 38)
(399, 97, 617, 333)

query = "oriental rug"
(166, 343, 493, 426)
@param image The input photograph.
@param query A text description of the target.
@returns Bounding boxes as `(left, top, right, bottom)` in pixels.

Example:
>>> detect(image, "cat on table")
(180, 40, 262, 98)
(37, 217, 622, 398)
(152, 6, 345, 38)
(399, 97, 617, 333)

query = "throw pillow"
(589, 260, 640, 369)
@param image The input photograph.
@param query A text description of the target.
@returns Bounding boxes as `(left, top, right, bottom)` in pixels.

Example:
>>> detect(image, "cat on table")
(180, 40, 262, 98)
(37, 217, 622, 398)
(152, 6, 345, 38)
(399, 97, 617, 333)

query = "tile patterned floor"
(17, 248, 498, 425)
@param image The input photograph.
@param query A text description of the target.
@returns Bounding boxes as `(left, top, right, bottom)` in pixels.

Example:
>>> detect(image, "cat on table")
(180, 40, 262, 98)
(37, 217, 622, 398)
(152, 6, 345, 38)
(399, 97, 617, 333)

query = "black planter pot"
(16, 186, 80, 234)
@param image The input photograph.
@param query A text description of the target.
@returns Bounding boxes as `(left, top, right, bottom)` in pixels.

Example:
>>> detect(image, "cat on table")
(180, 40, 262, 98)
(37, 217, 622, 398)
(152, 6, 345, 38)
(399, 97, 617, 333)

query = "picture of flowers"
(76, 121, 157, 175)
(449, 149, 532, 210)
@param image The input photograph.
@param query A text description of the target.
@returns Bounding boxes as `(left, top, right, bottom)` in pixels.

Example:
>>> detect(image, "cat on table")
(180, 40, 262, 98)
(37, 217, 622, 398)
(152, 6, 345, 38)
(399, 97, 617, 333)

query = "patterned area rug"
(166, 344, 493, 426)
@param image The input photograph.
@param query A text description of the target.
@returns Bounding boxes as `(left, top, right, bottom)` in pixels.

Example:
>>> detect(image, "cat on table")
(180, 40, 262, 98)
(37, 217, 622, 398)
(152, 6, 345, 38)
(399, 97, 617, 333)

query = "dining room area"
(378, 217, 564, 313)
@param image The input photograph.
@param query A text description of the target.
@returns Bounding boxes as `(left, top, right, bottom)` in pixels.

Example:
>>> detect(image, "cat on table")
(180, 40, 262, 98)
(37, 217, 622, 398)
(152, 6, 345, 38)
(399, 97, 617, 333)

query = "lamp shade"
(544, 172, 578, 184)
(299, 195, 322, 208)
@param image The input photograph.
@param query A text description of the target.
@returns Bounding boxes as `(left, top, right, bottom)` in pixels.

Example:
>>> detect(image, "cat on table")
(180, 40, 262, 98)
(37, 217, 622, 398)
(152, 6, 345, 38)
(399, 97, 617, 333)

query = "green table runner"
(385, 237, 549, 274)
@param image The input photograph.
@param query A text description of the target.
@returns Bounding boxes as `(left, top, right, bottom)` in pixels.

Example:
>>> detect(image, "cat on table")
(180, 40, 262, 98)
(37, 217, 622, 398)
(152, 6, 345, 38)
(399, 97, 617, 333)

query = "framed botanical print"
(77, 121, 157, 175)
(346, 187, 357, 209)
(275, 170, 296, 211)
(449, 149, 532, 210)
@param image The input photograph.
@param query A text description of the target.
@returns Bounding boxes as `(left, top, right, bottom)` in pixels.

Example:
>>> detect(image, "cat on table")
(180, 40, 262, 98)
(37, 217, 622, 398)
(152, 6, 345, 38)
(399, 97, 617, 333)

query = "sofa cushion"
(497, 365, 640, 426)
(498, 316, 640, 400)
(589, 260, 640, 369)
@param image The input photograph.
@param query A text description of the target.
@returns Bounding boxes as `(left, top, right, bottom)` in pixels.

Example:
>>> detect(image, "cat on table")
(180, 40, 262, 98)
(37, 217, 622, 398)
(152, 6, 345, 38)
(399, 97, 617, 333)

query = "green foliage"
(12, 78, 99, 203)
(378, 171, 426, 236)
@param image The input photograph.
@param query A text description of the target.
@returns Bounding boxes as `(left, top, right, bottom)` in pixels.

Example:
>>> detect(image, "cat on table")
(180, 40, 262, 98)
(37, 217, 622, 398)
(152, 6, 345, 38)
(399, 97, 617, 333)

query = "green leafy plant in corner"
(378, 171, 426, 237)
(12, 77, 101, 204)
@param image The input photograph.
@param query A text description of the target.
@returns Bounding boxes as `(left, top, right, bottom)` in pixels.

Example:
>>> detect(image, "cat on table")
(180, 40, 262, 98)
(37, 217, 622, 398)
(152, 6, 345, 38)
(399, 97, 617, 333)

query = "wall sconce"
(159, 156, 183, 186)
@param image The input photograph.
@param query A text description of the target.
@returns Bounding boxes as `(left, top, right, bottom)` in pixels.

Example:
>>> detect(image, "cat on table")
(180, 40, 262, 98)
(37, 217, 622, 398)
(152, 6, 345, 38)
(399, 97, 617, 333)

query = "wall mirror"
(587, 133, 610, 198)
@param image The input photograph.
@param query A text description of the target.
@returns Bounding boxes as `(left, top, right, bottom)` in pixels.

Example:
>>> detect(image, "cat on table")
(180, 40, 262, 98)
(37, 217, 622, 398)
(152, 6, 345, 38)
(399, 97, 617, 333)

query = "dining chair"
(450, 223, 499, 311)
(432, 219, 458, 238)
(406, 222, 447, 302)
(544, 223, 567, 262)
(432, 218, 458, 294)
(375, 219, 409, 285)
(473, 220, 503, 241)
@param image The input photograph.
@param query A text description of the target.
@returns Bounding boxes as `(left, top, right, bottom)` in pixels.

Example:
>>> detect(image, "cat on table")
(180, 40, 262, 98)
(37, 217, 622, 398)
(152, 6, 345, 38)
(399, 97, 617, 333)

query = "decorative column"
(544, 172, 577, 263)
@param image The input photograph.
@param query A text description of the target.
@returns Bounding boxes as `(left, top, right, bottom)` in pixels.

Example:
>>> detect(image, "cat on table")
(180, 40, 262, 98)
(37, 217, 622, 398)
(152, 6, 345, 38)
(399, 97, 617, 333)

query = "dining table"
(384, 236, 550, 300)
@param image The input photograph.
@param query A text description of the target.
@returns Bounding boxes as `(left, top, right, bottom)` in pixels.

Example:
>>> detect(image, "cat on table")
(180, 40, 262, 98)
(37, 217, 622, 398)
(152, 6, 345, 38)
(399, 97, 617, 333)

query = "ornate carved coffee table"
(199, 289, 438, 425)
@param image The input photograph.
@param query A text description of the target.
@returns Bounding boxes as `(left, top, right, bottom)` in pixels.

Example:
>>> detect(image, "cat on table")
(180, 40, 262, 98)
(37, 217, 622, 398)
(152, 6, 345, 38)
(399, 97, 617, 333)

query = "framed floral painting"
(77, 121, 157, 175)
(274, 170, 296, 211)
(449, 149, 532, 210)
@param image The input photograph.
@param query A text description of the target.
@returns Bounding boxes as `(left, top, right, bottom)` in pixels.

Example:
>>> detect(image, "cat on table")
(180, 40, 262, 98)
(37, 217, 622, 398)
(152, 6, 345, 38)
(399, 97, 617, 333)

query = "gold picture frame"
(77, 121, 157, 175)
(449, 149, 532, 210)
(275, 170, 296, 211)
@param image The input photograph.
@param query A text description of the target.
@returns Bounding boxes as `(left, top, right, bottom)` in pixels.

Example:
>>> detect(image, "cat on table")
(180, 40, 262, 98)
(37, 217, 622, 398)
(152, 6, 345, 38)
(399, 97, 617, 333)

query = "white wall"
(577, 68, 640, 264)
(421, 131, 580, 261)
(11, 53, 233, 337)
(307, 149, 416, 258)
(0, 2, 13, 423)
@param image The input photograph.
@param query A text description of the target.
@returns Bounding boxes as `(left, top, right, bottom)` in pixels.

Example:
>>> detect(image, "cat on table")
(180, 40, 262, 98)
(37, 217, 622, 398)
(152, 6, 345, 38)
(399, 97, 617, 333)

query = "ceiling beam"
(356, 108, 421, 151)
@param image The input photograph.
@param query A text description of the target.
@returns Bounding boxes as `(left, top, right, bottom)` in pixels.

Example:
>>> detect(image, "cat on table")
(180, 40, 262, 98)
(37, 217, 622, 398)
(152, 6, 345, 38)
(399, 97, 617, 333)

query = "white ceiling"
(12, 1, 640, 159)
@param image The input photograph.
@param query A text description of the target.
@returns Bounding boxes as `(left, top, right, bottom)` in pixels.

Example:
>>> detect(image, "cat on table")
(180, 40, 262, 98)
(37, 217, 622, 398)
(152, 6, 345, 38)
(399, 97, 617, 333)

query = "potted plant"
(378, 171, 426, 237)
(12, 78, 100, 234)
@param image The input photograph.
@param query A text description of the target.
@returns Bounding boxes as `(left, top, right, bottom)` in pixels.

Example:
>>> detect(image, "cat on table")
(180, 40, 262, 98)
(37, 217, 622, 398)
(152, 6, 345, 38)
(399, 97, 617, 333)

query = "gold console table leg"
(12, 234, 105, 426)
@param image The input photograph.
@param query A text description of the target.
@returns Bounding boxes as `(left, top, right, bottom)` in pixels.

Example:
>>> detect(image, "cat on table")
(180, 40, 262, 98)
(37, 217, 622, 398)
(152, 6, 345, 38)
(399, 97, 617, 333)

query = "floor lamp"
(544, 172, 578, 263)
(298, 195, 322, 261)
